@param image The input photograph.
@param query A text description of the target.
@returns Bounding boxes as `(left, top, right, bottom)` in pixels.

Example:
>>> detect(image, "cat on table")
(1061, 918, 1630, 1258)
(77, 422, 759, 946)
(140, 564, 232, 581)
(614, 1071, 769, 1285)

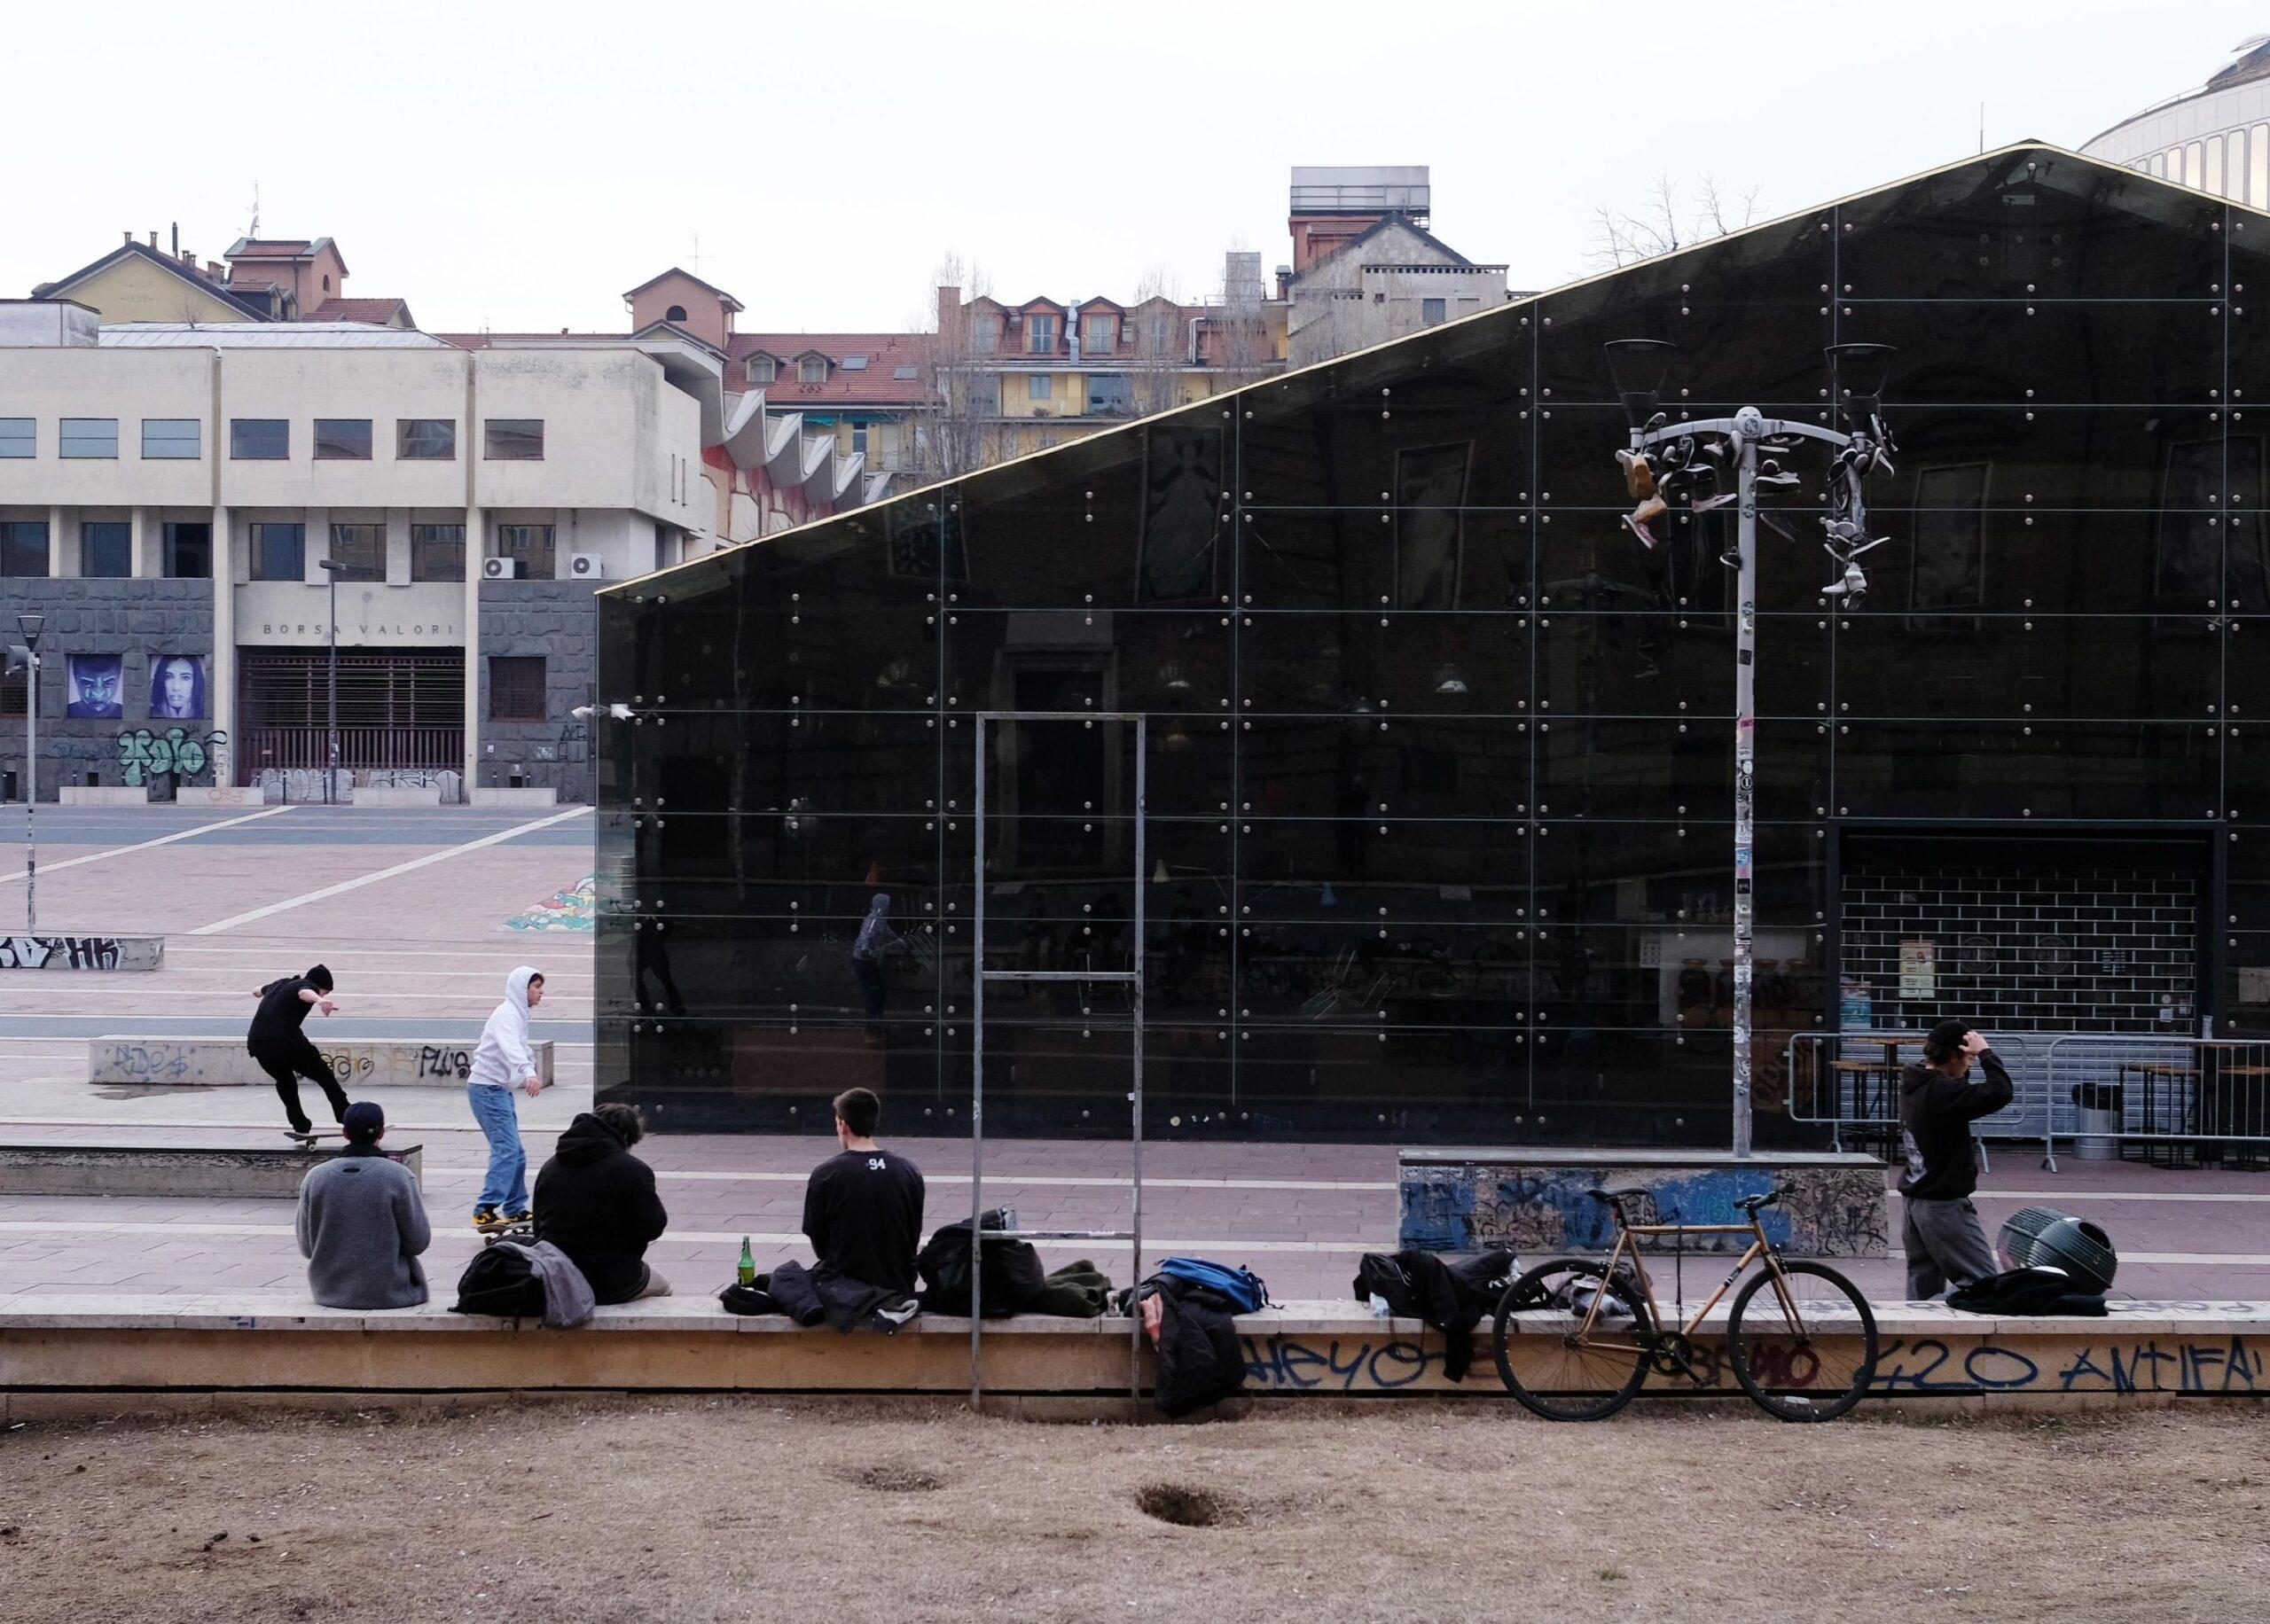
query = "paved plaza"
(3, 807, 2270, 1308)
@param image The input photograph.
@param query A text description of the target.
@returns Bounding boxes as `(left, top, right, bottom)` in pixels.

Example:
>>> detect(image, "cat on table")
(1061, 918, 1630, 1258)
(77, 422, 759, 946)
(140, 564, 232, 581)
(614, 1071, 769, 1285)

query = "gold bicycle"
(1491, 1186, 1880, 1422)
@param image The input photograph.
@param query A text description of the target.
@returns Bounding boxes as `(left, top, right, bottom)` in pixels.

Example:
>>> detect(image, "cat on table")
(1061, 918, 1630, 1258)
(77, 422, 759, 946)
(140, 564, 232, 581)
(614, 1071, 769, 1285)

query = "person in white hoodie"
(466, 965, 546, 1230)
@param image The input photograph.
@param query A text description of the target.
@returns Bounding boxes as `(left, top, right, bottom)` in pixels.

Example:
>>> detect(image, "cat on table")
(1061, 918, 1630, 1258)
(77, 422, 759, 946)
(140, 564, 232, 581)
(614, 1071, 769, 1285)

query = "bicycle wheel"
(1491, 1259, 1654, 1422)
(1726, 1259, 1879, 1422)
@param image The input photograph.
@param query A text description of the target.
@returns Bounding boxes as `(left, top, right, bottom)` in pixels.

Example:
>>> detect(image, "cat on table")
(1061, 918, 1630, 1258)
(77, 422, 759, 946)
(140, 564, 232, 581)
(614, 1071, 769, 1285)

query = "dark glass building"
(598, 146, 2270, 1147)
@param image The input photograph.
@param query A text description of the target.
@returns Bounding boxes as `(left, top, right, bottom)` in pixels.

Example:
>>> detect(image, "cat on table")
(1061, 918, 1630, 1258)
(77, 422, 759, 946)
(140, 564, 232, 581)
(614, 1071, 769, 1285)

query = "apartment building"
(1280, 167, 1511, 367)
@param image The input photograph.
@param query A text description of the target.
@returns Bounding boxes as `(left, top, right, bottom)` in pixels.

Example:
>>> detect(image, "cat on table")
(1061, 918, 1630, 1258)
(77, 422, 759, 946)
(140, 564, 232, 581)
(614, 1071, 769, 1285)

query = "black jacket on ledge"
(533, 1113, 668, 1304)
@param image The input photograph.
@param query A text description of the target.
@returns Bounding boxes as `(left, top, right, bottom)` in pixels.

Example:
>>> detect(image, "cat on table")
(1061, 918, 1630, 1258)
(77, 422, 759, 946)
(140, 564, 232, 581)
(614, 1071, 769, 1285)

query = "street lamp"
(1605, 341, 1898, 1158)
(317, 559, 345, 805)
(11, 612, 43, 933)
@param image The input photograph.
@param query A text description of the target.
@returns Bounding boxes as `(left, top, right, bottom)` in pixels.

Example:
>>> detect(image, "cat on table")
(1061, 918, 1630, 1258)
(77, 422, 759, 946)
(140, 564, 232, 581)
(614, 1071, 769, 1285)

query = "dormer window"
(666, 304, 688, 323)
(746, 355, 776, 385)
(799, 355, 828, 385)
(1027, 312, 1060, 354)
(1082, 312, 1115, 353)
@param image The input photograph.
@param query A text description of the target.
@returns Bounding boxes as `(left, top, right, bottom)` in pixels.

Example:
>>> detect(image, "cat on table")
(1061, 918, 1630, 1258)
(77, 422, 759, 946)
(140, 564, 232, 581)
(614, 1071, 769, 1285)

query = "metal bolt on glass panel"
(971, 712, 1147, 1411)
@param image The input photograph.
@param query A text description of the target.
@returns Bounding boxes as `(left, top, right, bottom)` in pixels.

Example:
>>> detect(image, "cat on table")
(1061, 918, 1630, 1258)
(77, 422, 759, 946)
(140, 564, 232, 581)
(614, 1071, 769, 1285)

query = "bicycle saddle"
(1586, 1185, 1649, 1206)
(1734, 1190, 1781, 1214)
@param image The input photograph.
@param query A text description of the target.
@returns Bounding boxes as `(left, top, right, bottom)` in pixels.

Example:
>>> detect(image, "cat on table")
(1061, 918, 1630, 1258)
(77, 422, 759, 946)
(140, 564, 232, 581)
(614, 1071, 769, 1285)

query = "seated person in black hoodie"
(533, 1103, 670, 1303)
(804, 1088, 925, 1298)
(1897, 1019, 2013, 1299)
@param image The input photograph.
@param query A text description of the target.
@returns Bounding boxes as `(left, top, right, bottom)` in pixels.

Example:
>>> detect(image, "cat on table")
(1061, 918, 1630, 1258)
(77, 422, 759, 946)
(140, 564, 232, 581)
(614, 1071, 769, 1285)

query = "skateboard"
(283, 1128, 341, 1146)
(474, 1213, 536, 1245)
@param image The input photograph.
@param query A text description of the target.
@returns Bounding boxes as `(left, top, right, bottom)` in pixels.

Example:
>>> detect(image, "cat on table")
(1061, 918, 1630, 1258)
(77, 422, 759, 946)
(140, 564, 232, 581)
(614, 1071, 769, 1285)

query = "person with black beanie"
(1897, 1018, 2012, 1298)
(247, 963, 348, 1137)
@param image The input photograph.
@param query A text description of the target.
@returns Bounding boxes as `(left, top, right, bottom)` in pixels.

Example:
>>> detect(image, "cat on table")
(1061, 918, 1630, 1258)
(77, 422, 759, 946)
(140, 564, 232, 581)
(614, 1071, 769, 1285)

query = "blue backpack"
(1155, 1256, 1272, 1314)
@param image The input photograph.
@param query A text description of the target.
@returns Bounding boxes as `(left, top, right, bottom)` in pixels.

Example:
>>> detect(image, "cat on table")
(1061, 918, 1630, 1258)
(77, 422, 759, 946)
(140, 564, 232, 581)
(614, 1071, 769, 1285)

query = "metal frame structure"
(969, 711, 1147, 1409)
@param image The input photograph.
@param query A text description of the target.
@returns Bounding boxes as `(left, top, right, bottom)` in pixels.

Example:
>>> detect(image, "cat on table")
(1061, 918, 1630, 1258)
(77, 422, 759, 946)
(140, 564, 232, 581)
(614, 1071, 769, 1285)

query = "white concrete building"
(2083, 34, 2270, 203)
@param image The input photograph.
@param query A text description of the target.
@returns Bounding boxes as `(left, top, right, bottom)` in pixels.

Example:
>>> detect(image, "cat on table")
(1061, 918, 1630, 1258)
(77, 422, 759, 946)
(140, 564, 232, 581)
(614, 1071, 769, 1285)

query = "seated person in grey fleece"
(296, 1100, 432, 1308)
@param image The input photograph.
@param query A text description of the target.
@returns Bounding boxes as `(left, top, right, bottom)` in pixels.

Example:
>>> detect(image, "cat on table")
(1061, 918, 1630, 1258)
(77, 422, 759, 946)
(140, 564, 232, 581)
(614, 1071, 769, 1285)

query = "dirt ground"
(1, 1400, 2265, 1623)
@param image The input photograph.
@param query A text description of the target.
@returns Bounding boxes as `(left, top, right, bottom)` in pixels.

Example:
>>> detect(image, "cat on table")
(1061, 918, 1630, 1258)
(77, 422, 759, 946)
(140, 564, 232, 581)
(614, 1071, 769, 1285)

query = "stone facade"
(476, 577, 600, 802)
(0, 576, 217, 799)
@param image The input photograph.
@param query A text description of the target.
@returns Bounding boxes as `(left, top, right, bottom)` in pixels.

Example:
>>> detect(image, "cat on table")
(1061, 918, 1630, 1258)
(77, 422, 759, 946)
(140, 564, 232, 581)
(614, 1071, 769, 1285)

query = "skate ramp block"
(58, 786, 150, 806)
(0, 1141, 420, 1198)
(1399, 1146, 1890, 1259)
(90, 1036, 554, 1088)
(177, 785, 279, 807)
(353, 785, 444, 807)
(1, 933, 164, 972)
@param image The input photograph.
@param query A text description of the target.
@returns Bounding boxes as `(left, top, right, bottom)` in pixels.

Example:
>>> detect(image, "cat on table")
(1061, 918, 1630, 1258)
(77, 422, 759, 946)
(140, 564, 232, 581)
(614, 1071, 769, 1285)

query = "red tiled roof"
(310, 297, 410, 324)
(729, 332, 934, 405)
(231, 239, 312, 258)
(437, 331, 634, 348)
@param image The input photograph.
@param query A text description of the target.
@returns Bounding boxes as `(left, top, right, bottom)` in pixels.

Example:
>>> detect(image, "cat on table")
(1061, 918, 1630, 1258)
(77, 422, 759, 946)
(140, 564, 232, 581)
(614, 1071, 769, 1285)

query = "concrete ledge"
(472, 786, 560, 808)
(352, 785, 444, 808)
(177, 784, 279, 807)
(90, 1035, 554, 1087)
(1, 1294, 2261, 1417)
(1, 933, 163, 972)
(59, 785, 149, 806)
(0, 1141, 421, 1198)
(1400, 1146, 1890, 1258)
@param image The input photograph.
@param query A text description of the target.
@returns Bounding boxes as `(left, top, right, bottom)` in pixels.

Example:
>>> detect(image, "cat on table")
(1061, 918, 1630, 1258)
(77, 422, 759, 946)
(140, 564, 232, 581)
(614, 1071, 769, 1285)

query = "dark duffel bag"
(452, 1242, 546, 1317)
(918, 1207, 1046, 1316)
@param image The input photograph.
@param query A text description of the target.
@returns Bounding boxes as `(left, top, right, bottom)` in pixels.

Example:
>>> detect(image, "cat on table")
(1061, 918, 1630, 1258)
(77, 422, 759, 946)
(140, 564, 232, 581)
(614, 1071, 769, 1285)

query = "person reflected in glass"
(849, 893, 902, 1034)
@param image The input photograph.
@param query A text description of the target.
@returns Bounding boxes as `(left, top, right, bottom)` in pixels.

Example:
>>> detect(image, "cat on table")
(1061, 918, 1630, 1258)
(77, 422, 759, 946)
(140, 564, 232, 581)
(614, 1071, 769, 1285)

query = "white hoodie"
(468, 965, 540, 1089)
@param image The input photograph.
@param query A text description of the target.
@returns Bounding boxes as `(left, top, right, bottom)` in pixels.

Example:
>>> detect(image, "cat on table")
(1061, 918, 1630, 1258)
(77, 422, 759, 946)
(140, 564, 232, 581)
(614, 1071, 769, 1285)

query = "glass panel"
(161, 522, 211, 580)
(1240, 613, 1528, 714)
(249, 522, 304, 582)
(59, 418, 118, 458)
(1538, 612, 1826, 718)
(1240, 508, 1531, 611)
(313, 418, 372, 460)
(80, 521, 130, 578)
(231, 418, 287, 459)
(1832, 722, 2219, 819)
(140, 418, 200, 459)
(1537, 719, 1828, 822)
(1837, 300, 2219, 405)
(327, 522, 386, 582)
(1236, 819, 1530, 912)
(1238, 716, 1528, 817)
(1835, 613, 2218, 717)
(410, 523, 465, 582)
(483, 418, 544, 460)
(397, 418, 456, 459)
(0, 520, 49, 577)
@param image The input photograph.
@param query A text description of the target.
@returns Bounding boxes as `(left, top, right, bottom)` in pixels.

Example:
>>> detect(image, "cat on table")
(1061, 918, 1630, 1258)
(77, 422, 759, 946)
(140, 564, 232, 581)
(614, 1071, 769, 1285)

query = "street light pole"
(1604, 343, 1895, 1158)
(14, 612, 44, 934)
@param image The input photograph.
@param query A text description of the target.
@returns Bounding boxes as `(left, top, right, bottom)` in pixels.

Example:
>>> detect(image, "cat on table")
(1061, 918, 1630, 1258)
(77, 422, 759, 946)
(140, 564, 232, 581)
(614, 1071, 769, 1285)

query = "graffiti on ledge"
(0, 935, 160, 972)
(116, 728, 228, 787)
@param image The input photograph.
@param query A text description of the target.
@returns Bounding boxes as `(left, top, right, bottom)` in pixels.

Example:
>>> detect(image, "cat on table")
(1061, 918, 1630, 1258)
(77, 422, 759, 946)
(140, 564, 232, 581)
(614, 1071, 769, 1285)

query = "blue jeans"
(467, 1083, 528, 1213)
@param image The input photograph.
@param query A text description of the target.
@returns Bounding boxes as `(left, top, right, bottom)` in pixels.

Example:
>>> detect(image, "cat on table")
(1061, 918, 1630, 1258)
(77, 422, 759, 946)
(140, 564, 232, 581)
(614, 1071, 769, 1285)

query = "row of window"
(2135, 122, 2270, 208)
(0, 417, 544, 463)
(968, 374, 1142, 417)
(0, 520, 563, 581)
(1, 652, 554, 724)
(962, 310, 1181, 358)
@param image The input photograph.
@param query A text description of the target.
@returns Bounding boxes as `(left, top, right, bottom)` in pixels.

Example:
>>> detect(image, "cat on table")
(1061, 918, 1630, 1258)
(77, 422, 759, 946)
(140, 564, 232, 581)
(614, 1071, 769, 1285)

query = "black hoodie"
(1897, 1050, 2014, 1200)
(532, 1113, 669, 1303)
(247, 964, 334, 1050)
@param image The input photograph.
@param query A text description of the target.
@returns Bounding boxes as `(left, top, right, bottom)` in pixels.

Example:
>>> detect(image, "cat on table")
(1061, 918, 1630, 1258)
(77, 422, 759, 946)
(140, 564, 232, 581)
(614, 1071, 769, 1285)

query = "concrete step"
(90, 1035, 554, 1087)
(0, 1140, 421, 1198)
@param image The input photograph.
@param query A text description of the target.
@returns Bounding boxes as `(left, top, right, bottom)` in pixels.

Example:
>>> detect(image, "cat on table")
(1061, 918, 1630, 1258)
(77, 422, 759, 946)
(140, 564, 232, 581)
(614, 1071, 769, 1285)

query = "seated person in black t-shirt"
(802, 1088, 926, 1298)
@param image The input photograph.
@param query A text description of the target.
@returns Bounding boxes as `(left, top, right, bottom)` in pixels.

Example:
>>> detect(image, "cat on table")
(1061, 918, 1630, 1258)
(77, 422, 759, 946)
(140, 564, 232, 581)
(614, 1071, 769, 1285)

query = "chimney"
(171, 223, 179, 256)
(936, 285, 959, 336)
(149, 230, 158, 247)
(122, 230, 132, 245)
(207, 261, 225, 279)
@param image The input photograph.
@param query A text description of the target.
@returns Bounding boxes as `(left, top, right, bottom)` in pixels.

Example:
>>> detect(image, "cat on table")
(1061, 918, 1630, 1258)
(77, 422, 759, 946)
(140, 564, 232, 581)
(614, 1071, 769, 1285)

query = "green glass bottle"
(737, 1236, 756, 1287)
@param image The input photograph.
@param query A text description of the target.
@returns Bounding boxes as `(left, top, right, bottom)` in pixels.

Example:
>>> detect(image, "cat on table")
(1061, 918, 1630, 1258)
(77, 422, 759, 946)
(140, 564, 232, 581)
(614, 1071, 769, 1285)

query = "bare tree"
(1590, 173, 1763, 269)
(917, 252, 1006, 481)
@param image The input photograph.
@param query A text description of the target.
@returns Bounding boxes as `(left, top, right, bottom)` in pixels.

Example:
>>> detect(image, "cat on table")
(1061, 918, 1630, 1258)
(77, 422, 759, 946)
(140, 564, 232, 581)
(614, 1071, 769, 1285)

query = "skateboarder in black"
(248, 963, 348, 1138)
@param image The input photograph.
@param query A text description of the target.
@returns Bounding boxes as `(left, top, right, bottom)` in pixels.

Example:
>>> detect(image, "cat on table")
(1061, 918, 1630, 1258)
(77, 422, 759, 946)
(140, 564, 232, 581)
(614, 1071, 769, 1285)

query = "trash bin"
(2070, 1081, 2124, 1160)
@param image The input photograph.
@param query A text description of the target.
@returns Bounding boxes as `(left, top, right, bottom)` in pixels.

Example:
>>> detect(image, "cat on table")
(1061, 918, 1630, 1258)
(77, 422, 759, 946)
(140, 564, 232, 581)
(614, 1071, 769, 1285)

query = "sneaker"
(472, 1206, 503, 1230)
(504, 1210, 534, 1227)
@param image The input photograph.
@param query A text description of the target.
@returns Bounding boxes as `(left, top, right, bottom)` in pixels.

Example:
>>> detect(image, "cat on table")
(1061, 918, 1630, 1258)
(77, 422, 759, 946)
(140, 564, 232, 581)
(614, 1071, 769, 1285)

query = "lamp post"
(317, 558, 344, 804)
(1603, 340, 1897, 1158)
(12, 612, 43, 933)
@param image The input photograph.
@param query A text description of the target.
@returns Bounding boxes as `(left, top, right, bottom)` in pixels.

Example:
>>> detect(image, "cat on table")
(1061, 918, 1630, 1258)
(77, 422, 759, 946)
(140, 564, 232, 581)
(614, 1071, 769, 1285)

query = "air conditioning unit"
(568, 552, 604, 580)
(482, 557, 520, 580)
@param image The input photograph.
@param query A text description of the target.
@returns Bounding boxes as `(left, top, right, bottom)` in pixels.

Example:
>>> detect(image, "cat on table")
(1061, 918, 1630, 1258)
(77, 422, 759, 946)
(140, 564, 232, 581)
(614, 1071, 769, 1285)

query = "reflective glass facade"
(599, 148, 2270, 1144)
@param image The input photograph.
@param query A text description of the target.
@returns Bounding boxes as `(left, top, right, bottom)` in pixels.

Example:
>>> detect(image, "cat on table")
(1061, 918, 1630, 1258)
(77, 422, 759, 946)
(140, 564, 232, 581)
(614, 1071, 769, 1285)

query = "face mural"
(147, 654, 207, 720)
(64, 653, 123, 719)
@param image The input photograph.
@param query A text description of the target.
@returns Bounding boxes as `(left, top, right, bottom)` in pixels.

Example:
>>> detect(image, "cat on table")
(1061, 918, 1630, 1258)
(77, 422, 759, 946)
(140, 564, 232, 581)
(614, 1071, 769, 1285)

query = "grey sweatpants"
(1902, 1196, 1998, 1299)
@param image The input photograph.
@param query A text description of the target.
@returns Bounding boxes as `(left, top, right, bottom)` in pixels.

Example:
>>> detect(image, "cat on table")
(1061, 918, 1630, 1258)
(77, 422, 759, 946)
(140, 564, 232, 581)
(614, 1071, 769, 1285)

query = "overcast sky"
(4, 2, 2264, 336)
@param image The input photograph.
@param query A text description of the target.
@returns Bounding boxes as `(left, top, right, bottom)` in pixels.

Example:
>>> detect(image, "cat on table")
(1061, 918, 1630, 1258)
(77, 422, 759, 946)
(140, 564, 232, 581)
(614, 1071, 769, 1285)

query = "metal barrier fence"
(2041, 1035, 2270, 1174)
(1785, 1031, 2055, 1159)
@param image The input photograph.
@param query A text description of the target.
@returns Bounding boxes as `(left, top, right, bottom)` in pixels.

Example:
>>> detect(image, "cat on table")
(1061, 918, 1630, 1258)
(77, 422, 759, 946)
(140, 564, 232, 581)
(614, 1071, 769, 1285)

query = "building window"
(250, 522, 306, 582)
(2187, 141, 2203, 190)
(1083, 313, 1115, 354)
(850, 423, 870, 457)
(489, 655, 547, 721)
(231, 418, 289, 459)
(141, 418, 200, 459)
(0, 520, 49, 578)
(59, 418, 118, 458)
(1028, 374, 1053, 402)
(314, 418, 373, 460)
(2207, 135, 2227, 199)
(0, 418, 31, 457)
(328, 522, 387, 582)
(2252, 125, 2268, 210)
(799, 356, 828, 385)
(1086, 374, 1132, 417)
(493, 523, 555, 577)
(162, 521, 210, 579)
(397, 418, 456, 460)
(969, 317, 997, 355)
(483, 419, 544, 460)
(665, 304, 688, 322)
(745, 355, 776, 385)
(1422, 298, 1447, 325)
(81, 521, 130, 578)
(969, 374, 1001, 416)
(411, 522, 465, 581)
(1026, 313, 1060, 354)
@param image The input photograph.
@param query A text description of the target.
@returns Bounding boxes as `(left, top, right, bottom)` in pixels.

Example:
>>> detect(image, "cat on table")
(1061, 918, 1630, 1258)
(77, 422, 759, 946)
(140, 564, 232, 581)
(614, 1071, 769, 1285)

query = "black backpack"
(452, 1243, 546, 1317)
(918, 1208, 1047, 1316)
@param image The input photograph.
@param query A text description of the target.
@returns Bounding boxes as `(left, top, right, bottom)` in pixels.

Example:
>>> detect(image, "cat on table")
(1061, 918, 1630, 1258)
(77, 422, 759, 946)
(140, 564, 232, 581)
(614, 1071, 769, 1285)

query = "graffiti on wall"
(0, 935, 160, 972)
(1400, 1161, 1889, 1259)
(115, 728, 229, 787)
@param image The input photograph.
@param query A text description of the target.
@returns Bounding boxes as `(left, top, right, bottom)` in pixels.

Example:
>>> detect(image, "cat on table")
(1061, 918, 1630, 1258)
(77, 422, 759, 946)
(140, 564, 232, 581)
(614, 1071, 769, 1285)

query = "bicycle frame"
(1569, 1214, 1812, 1355)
